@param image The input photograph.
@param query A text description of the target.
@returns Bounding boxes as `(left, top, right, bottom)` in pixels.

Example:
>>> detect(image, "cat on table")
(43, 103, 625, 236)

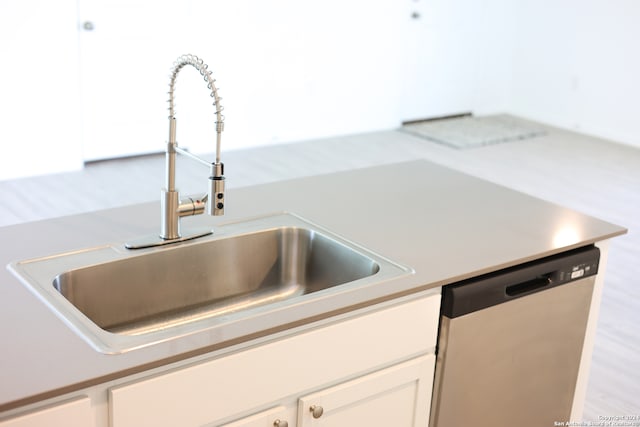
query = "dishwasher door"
(430, 246, 599, 427)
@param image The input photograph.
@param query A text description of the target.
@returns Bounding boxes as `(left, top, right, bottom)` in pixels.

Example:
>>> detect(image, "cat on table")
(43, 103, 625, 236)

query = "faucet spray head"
(209, 162, 225, 216)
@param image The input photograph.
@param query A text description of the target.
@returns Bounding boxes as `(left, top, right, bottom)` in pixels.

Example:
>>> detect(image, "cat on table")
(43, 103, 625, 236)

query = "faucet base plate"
(125, 227, 213, 250)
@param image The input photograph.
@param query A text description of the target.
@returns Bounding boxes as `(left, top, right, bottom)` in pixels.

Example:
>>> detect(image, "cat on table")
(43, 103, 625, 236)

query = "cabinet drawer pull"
(273, 420, 288, 427)
(310, 405, 324, 418)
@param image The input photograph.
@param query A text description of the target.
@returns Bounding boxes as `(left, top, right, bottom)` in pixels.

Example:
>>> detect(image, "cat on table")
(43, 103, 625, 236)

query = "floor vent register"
(402, 114, 546, 149)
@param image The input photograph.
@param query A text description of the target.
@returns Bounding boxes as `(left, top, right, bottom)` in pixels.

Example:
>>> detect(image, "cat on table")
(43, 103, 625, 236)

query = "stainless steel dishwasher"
(430, 245, 600, 427)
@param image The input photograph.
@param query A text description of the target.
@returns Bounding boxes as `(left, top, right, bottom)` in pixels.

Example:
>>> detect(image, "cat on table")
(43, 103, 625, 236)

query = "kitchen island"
(0, 159, 626, 425)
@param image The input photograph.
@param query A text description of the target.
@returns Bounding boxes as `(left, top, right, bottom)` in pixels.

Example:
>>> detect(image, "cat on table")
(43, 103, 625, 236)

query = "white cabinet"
(0, 293, 439, 427)
(297, 355, 434, 427)
(218, 406, 290, 427)
(218, 355, 434, 427)
(110, 293, 440, 427)
(0, 397, 94, 427)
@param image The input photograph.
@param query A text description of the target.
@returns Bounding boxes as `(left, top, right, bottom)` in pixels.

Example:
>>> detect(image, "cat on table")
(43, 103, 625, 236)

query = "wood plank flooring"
(1, 117, 638, 420)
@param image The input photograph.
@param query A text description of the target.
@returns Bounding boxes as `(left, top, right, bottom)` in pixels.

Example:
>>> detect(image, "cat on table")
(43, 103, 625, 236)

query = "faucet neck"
(166, 118, 178, 192)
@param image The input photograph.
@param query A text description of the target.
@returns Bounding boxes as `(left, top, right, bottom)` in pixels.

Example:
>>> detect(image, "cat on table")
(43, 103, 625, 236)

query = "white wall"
(510, 0, 640, 148)
(2, 1, 639, 181)
(1, 0, 83, 181)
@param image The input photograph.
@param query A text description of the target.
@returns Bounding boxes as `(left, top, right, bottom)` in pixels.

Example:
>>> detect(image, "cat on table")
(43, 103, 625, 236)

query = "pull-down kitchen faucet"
(126, 54, 225, 249)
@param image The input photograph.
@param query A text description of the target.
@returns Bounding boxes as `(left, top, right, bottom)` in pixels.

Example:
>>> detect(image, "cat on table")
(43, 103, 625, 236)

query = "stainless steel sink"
(9, 213, 411, 353)
(54, 225, 378, 335)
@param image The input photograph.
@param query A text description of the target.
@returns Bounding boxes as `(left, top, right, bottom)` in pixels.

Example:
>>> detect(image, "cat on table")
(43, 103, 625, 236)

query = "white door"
(297, 355, 435, 427)
(77, 0, 197, 160)
(399, 0, 515, 122)
(77, 0, 410, 161)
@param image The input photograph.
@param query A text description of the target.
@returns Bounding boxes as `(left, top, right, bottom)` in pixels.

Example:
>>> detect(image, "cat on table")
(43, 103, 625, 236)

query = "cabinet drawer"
(110, 293, 440, 427)
(0, 397, 93, 427)
(217, 406, 289, 427)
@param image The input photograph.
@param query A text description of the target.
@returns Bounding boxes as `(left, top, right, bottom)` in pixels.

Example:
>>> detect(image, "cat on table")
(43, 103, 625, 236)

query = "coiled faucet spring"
(168, 54, 225, 163)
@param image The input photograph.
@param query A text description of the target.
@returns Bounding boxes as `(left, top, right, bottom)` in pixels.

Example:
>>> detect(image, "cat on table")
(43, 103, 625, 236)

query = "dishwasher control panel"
(442, 245, 600, 318)
(565, 259, 597, 281)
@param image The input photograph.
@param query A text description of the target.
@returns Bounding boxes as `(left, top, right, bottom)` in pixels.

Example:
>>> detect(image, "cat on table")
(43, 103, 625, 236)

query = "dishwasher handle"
(505, 274, 552, 297)
(441, 245, 600, 318)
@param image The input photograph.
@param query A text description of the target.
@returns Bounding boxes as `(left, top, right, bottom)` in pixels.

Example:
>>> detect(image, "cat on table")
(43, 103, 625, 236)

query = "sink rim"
(8, 212, 413, 354)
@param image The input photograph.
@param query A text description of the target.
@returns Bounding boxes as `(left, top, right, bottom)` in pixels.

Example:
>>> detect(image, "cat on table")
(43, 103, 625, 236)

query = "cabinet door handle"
(273, 420, 288, 427)
(309, 405, 324, 419)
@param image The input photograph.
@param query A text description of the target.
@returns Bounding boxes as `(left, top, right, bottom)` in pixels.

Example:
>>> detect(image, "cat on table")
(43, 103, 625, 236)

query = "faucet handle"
(177, 194, 208, 217)
(209, 162, 225, 216)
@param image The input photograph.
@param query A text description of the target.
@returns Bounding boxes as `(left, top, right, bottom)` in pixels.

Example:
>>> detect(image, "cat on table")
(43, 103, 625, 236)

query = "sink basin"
(54, 226, 378, 335)
(9, 213, 411, 353)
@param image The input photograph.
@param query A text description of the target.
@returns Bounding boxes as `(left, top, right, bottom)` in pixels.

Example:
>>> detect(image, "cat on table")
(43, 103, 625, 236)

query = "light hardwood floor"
(1, 117, 638, 420)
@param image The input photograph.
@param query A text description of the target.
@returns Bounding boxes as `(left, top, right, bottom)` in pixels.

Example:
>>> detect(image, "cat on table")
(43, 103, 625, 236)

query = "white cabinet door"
(217, 406, 290, 427)
(297, 355, 435, 427)
(0, 397, 94, 427)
